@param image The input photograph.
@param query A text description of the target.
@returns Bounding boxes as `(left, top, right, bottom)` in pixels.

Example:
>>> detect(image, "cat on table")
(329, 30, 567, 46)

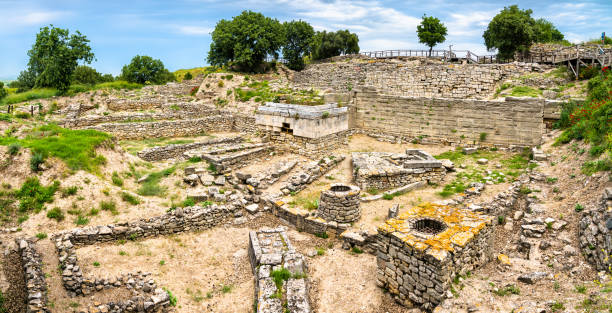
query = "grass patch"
(137, 166, 175, 196)
(0, 88, 58, 105)
(288, 191, 320, 210)
(0, 124, 111, 173)
(99, 200, 118, 215)
(510, 86, 542, 97)
(492, 284, 520, 296)
(121, 192, 140, 205)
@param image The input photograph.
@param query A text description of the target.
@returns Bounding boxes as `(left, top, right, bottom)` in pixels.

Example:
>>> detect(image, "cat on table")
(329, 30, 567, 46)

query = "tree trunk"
(429, 46, 433, 57)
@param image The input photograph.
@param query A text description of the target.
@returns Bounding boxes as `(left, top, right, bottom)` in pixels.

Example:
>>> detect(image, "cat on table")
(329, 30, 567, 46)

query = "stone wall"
(84, 115, 236, 140)
(249, 227, 310, 313)
(292, 59, 542, 99)
(201, 144, 273, 173)
(353, 90, 545, 146)
(266, 130, 349, 159)
(16, 239, 50, 313)
(579, 188, 612, 273)
(375, 204, 494, 310)
(137, 135, 243, 161)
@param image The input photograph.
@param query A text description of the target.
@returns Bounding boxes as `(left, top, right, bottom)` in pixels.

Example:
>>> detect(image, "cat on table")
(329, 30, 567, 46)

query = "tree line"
(207, 10, 359, 72)
(9, 25, 176, 93)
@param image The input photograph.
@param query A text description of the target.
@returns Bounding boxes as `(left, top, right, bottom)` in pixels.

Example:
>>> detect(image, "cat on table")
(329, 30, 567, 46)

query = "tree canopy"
(416, 15, 447, 56)
(120, 55, 175, 84)
(311, 30, 360, 60)
(282, 20, 315, 71)
(0, 82, 7, 100)
(19, 25, 94, 91)
(71, 65, 114, 85)
(484, 5, 565, 59)
(208, 11, 285, 72)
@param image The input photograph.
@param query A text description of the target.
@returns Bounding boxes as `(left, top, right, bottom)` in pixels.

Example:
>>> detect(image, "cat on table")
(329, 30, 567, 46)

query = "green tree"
(0, 82, 7, 100)
(282, 20, 315, 71)
(208, 11, 285, 72)
(311, 30, 360, 60)
(71, 65, 103, 85)
(533, 18, 564, 43)
(483, 5, 536, 59)
(416, 15, 448, 56)
(183, 72, 193, 80)
(22, 25, 94, 91)
(120, 55, 175, 84)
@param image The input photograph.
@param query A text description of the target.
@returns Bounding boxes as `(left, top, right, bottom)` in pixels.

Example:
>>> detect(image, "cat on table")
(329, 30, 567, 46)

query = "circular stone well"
(317, 183, 361, 223)
(412, 218, 447, 235)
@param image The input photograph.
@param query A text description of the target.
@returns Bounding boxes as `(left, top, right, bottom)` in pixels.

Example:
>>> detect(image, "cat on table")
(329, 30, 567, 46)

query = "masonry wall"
(292, 59, 542, 99)
(352, 89, 545, 146)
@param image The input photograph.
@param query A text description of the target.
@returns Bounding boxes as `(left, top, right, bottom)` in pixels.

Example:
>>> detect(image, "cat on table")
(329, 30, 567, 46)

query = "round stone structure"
(317, 183, 361, 223)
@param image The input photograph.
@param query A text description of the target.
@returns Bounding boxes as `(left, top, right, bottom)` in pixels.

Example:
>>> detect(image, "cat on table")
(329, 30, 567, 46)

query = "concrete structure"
(376, 203, 494, 310)
(352, 150, 446, 191)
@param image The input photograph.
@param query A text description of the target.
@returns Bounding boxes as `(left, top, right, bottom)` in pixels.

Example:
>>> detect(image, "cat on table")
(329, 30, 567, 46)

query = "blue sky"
(0, 0, 610, 79)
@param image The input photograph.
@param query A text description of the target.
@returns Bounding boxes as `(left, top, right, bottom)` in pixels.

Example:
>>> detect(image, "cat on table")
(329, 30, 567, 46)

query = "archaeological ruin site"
(0, 38, 611, 313)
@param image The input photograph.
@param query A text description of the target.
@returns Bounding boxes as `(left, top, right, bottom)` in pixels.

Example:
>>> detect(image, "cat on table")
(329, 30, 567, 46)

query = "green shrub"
(17, 177, 59, 213)
(47, 207, 65, 221)
(479, 132, 488, 141)
(382, 193, 394, 200)
(164, 288, 177, 306)
(121, 192, 140, 205)
(36, 232, 47, 239)
(574, 203, 584, 212)
(182, 197, 196, 207)
(111, 171, 123, 186)
(8, 143, 20, 155)
(30, 152, 44, 171)
(271, 268, 292, 290)
(582, 159, 612, 175)
(183, 72, 193, 80)
(137, 166, 175, 196)
(99, 200, 118, 215)
(217, 80, 224, 88)
(75, 215, 89, 225)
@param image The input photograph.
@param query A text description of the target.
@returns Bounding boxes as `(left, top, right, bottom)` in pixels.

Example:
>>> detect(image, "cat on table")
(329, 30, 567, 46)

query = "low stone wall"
(16, 239, 50, 313)
(579, 188, 612, 273)
(279, 155, 345, 195)
(201, 144, 273, 173)
(317, 184, 361, 223)
(137, 135, 243, 161)
(52, 203, 235, 311)
(376, 204, 494, 310)
(249, 227, 310, 313)
(353, 90, 545, 146)
(83, 116, 236, 140)
(352, 151, 446, 191)
(266, 130, 349, 160)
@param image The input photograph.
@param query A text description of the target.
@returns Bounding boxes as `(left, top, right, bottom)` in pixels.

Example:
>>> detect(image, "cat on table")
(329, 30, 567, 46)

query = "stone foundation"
(376, 203, 494, 310)
(265, 130, 349, 159)
(317, 184, 361, 223)
(137, 135, 243, 161)
(352, 150, 446, 191)
(16, 239, 50, 313)
(248, 227, 310, 313)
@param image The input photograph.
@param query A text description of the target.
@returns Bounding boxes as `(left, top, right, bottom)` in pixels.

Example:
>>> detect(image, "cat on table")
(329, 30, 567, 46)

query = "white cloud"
(0, 10, 67, 28)
(446, 11, 496, 37)
(175, 25, 212, 36)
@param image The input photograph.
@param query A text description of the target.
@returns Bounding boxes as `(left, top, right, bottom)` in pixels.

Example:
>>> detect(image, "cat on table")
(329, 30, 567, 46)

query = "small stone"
(518, 272, 550, 284)
(477, 158, 488, 165)
(214, 175, 226, 186)
(245, 204, 259, 214)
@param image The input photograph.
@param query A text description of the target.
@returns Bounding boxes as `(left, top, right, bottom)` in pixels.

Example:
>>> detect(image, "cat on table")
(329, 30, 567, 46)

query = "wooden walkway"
(359, 49, 499, 64)
(525, 44, 612, 78)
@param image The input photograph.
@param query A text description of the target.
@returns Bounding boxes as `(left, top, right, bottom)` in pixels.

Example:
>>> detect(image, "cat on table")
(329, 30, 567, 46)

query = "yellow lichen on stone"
(427, 247, 449, 261)
(497, 254, 511, 265)
(451, 232, 474, 247)
(275, 200, 285, 207)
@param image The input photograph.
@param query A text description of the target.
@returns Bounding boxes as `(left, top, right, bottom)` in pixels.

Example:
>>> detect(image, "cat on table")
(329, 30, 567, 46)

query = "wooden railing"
(359, 49, 500, 63)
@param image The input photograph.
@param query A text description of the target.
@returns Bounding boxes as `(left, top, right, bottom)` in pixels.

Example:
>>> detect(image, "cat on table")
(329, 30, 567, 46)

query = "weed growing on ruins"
(61, 186, 78, 197)
(479, 132, 488, 142)
(314, 232, 329, 239)
(510, 86, 542, 97)
(121, 192, 140, 205)
(491, 284, 520, 296)
(221, 285, 233, 293)
(137, 166, 175, 196)
(0, 124, 111, 173)
(186, 288, 204, 302)
(119, 251, 127, 256)
(316, 247, 325, 255)
(164, 288, 177, 306)
(8, 142, 20, 155)
(0, 290, 6, 313)
(30, 152, 44, 171)
(550, 301, 565, 312)
(36, 232, 47, 239)
(46, 207, 64, 221)
(99, 200, 118, 215)
(188, 156, 202, 163)
(111, 172, 123, 186)
(366, 188, 380, 195)
(574, 204, 584, 212)
(575, 285, 587, 293)
(271, 268, 292, 293)
(74, 215, 89, 225)
(88, 208, 99, 216)
(382, 193, 395, 200)
(93, 261, 100, 267)
(351, 247, 363, 254)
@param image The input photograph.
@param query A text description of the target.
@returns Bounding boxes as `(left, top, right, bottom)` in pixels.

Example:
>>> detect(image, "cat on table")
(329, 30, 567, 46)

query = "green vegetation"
(120, 55, 175, 84)
(283, 20, 315, 71)
(164, 288, 178, 306)
(492, 284, 520, 296)
(46, 207, 65, 222)
(93, 261, 100, 267)
(314, 232, 329, 239)
(121, 192, 140, 205)
(15, 25, 94, 92)
(208, 11, 285, 72)
(416, 15, 448, 56)
(311, 30, 359, 60)
(288, 191, 319, 210)
(99, 200, 118, 215)
(16, 177, 59, 214)
(555, 68, 611, 175)
(0, 124, 111, 173)
(233, 80, 323, 105)
(111, 171, 124, 186)
(484, 5, 565, 59)
(510, 86, 542, 97)
(35, 232, 47, 239)
(74, 215, 89, 225)
(61, 186, 78, 197)
(72, 65, 114, 85)
(137, 166, 175, 196)
(574, 203, 584, 212)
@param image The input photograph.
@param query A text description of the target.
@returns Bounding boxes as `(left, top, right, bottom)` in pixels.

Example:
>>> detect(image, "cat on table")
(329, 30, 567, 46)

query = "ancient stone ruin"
(317, 184, 361, 223)
(352, 149, 446, 190)
(376, 203, 494, 310)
